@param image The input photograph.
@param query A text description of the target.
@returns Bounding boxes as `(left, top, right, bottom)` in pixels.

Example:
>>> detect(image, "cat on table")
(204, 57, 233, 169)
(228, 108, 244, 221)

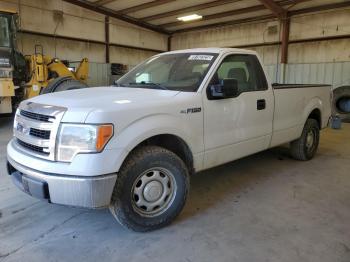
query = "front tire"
(290, 119, 320, 161)
(109, 146, 190, 232)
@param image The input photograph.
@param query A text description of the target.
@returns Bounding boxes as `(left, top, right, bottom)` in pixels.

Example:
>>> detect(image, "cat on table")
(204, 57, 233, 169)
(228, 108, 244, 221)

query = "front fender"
(106, 113, 204, 172)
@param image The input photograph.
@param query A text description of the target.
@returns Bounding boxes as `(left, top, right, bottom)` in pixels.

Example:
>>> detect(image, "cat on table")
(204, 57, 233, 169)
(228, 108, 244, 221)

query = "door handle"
(257, 99, 266, 110)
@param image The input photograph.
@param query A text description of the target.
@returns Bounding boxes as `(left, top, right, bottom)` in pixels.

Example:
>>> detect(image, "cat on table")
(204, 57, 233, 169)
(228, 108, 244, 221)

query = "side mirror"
(208, 78, 239, 99)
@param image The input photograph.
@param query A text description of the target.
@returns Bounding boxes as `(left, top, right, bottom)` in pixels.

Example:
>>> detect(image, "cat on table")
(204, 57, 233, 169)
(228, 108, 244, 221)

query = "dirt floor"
(1, 116, 349, 262)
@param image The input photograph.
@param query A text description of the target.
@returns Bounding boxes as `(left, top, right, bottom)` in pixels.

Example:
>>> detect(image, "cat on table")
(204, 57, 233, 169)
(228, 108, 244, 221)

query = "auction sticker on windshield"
(188, 55, 214, 61)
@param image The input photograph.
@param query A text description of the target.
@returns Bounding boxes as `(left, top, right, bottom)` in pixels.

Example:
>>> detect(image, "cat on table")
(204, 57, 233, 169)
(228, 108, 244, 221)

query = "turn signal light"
(96, 125, 114, 151)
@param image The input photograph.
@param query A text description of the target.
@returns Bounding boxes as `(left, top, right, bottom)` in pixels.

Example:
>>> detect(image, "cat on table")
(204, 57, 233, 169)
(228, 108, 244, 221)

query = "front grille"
(29, 128, 51, 139)
(15, 103, 66, 161)
(20, 110, 55, 122)
(17, 139, 49, 155)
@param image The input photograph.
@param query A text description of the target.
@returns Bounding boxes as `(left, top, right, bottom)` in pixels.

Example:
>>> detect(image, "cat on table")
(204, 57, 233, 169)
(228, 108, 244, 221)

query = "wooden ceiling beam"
(93, 0, 117, 6)
(118, 0, 176, 14)
(172, 0, 350, 33)
(62, 0, 170, 34)
(159, 0, 310, 29)
(141, 0, 243, 21)
(160, 3, 273, 28)
(173, 14, 276, 33)
(142, 0, 311, 22)
(290, 1, 350, 16)
(257, 0, 286, 18)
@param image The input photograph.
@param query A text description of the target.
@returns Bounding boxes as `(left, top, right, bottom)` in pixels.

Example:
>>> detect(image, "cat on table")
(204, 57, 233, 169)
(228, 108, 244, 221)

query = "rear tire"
(109, 146, 190, 232)
(290, 119, 320, 161)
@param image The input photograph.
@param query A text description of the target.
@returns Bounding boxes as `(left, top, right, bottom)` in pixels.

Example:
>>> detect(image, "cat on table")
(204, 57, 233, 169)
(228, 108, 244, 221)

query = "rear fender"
(300, 97, 323, 134)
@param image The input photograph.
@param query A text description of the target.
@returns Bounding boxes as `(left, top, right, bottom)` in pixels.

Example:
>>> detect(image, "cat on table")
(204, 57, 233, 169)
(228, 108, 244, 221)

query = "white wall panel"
(3, 0, 166, 63)
(109, 18, 168, 51)
(171, 9, 350, 65)
(290, 9, 350, 41)
(248, 45, 280, 65)
(109, 46, 158, 69)
(284, 62, 350, 88)
(3, 0, 105, 42)
(171, 20, 281, 50)
(18, 33, 106, 63)
(288, 39, 350, 64)
(69, 62, 111, 87)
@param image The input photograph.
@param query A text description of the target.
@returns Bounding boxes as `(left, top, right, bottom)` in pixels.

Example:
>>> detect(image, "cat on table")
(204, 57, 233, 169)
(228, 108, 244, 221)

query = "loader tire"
(333, 85, 350, 121)
(40, 76, 88, 94)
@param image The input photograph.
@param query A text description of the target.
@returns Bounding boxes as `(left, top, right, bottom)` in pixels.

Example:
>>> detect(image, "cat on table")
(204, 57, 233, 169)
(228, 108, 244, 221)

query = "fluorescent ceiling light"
(177, 14, 202, 22)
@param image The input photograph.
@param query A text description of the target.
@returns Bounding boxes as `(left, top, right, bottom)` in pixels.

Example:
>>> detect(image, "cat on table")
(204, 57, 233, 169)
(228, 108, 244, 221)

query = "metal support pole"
(105, 16, 110, 63)
(280, 16, 290, 83)
(167, 35, 172, 51)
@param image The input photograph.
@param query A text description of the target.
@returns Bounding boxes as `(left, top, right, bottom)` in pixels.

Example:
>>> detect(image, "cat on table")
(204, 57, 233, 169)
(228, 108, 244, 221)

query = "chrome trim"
(8, 156, 117, 208)
(16, 114, 53, 130)
(12, 137, 49, 156)
(14, 102, 67, 161)
(14, 130, 50, 147)
(22, 102, 67, 117)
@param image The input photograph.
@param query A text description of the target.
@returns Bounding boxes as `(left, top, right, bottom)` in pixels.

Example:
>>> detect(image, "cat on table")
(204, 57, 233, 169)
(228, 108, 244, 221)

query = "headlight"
(57, 123, 113, 162)
(0, 68, 12, 78)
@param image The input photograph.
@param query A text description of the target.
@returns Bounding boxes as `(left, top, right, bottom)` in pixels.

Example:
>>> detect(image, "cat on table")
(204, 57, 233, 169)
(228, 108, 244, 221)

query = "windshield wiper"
(113, 82, 127, 87)
(128, 82, 169, 90)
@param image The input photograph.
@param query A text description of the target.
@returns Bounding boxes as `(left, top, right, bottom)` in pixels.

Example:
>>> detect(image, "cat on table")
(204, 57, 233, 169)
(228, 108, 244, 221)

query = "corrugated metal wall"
(286, 62, 350, 88)
(87, 63, 111, 87)
(265, 62, 350, 88)
(70, 62, 111, 87)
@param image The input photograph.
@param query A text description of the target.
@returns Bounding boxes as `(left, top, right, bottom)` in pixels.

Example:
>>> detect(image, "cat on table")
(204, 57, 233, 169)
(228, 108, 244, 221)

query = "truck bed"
(270, 83, 332, 148)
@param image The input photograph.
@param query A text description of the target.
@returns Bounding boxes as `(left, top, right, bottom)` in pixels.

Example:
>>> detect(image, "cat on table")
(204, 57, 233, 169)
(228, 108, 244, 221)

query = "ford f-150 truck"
(7, 48, 332, 231)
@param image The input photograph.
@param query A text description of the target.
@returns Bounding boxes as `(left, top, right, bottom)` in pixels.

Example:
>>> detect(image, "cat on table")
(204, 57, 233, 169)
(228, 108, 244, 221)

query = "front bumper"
(7, 156, 117, 208)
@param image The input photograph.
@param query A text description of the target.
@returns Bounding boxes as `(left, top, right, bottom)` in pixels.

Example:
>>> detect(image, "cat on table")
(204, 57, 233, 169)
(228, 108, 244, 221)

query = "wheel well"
(308, 108, 321, 128)
(133, 134, 194, 174)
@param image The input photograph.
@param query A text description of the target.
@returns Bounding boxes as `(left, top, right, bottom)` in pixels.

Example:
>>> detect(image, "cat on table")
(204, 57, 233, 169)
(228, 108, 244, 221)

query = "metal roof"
(62, 0, 350, 34)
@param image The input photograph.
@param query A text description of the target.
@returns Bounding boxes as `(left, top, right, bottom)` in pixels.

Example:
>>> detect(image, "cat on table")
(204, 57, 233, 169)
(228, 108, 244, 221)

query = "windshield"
(0, 16, 11, 48)
(117, 53, 218, 92)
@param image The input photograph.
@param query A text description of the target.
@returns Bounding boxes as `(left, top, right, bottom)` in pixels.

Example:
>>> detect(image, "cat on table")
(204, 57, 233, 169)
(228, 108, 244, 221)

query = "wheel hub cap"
(143, 181, 163, 202)
(306, 131, 314, 149)
(131, 168, 177, 217)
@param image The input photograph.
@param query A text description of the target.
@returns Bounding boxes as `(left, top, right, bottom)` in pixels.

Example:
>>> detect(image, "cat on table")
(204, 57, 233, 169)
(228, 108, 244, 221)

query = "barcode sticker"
(188, 55, 214, 61)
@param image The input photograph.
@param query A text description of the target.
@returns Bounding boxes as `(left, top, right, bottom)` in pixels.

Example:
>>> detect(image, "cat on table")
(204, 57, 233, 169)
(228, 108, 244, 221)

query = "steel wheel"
(305, 129, 316, 153)
(306, 130, 314, 148)
(290, 119, 320, 161)
(131, 167, 177, 217)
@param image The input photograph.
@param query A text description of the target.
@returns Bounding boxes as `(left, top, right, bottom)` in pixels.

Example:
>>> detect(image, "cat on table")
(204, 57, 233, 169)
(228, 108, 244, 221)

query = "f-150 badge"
(180, 107, 202, 114)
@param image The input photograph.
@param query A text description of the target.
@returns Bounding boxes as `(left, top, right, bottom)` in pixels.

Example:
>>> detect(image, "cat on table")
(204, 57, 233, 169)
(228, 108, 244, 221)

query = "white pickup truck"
(7, 48, 332, 231)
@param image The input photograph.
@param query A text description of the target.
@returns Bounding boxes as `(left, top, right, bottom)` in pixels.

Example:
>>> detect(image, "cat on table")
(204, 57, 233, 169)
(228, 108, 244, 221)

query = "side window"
(210, 54, 267, 94)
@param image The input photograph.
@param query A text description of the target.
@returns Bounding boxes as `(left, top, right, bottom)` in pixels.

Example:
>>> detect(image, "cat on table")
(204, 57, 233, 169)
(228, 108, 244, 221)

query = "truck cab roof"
(164, 47, 258, 56)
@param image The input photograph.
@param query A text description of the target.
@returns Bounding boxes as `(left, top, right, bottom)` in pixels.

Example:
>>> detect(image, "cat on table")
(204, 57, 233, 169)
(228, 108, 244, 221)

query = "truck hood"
(27, 87, 181, 122)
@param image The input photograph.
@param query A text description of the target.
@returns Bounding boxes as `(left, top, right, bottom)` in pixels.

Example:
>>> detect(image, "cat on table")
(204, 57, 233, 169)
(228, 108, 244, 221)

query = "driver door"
(203, 54, 274, 169)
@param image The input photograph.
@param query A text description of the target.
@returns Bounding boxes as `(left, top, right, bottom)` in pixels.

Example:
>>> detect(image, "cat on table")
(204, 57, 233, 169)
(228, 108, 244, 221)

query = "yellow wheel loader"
(0, 9, 89, 114)
(24, 45, 89, 98)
